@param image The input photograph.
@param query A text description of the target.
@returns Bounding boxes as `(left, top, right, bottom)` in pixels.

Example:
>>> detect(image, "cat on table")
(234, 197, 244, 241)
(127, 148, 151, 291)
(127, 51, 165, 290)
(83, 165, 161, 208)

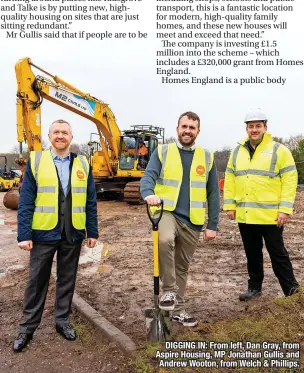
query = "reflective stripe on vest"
(71, 155, 89, 229)
(236, 201, 294, 209)
(224, 199, 236, 205)
(34, 206, 56, 213)
(232, 142, 281, 177)
(154, 143, 213, 225)
(30, 151, 89, 231)
(37, 186, 56, 193)
(236, 202, 279, 209)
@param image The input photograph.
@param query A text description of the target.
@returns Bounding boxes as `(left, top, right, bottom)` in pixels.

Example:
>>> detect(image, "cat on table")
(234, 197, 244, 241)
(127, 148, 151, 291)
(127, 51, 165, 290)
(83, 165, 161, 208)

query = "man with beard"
(224, 109, 299, 301)
(13, 119, 98, 352)
(140, 111, 220, 326)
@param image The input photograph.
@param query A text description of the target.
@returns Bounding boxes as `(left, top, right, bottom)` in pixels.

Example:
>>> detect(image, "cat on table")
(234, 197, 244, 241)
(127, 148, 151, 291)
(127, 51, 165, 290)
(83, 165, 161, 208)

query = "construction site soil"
(0, 190, 303, 372)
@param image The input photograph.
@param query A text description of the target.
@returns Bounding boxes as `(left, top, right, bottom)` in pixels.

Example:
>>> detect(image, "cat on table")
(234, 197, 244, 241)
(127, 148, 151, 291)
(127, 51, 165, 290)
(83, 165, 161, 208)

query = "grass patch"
(130, 290, 304, 373)
(71, 314, 94, 347)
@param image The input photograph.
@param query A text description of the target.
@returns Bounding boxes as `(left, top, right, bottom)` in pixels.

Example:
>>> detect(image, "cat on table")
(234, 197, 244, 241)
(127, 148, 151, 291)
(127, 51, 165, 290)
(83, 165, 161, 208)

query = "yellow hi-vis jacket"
(223, 133, 298, 224)
(154, 143, 214, 225)
(30, 150, 89, 230)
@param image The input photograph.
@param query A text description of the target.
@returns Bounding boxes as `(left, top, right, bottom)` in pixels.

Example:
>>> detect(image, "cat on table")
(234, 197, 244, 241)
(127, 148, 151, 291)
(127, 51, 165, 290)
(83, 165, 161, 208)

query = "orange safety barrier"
(218, 178, 225, 191)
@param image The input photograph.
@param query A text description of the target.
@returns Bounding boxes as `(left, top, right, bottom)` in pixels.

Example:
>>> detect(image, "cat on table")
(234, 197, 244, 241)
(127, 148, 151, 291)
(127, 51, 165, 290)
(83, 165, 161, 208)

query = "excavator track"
(123, 180, 144, 204)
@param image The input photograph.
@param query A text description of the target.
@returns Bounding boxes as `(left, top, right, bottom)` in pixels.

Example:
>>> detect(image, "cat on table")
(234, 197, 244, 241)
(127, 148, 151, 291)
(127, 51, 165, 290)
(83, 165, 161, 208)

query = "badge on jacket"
(196, 165, 205, 176)
(77, 170, 85, 179)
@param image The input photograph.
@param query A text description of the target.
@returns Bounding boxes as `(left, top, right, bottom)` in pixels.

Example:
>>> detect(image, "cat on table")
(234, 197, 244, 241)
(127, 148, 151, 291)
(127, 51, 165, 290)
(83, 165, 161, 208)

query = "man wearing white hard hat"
(223, 109, 299, 300)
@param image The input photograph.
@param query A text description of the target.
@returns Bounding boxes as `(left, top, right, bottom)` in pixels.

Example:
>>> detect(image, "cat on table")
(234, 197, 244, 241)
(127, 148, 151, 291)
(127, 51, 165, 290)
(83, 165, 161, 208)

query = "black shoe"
(56, 324, 77, 341)
(13, 333, 33, 352)
(239, 289, 261, 301)
(287, 286, 300, 297)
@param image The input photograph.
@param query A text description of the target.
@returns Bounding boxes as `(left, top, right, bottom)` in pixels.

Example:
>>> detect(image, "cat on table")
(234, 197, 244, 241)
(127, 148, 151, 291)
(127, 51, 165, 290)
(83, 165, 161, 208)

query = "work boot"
(159, 291, 176, 311)
(172, 311, 198, 327)
(239, 288, 261, 301)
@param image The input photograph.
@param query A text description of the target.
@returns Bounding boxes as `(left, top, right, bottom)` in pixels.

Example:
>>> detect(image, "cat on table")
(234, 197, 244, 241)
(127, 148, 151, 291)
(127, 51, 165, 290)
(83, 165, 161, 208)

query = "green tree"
(293, 139, 304, 184)
(272, 136, 284, 143)
(272, 135, 304, 184)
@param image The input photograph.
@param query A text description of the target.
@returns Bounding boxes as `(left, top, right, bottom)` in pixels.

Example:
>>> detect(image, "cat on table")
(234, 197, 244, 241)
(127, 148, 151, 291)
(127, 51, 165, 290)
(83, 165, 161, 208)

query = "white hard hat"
(244, 108, 267, 123)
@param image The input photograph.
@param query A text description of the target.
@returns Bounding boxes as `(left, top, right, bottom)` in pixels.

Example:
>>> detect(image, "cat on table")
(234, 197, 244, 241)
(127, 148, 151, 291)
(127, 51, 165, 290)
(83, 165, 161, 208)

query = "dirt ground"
(77, 190, 304, 343)
(0, 190, 304, 372)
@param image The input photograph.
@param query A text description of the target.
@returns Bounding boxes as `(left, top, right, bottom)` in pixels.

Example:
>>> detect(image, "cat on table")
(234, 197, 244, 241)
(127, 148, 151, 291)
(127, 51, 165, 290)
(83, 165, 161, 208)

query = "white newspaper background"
(0, 0, 303, 370)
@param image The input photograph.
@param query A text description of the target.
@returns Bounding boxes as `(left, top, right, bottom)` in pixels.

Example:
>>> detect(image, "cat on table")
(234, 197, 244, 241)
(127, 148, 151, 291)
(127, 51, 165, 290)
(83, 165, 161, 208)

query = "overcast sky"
(0, 1, 303, 155)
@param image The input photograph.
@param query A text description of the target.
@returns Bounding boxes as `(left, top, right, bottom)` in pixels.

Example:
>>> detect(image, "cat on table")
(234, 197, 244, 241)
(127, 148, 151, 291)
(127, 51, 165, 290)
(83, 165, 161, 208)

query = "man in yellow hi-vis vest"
(224, 109, 299, 301)
(140, 111, 220, 327)
(13, 120, 98, 352)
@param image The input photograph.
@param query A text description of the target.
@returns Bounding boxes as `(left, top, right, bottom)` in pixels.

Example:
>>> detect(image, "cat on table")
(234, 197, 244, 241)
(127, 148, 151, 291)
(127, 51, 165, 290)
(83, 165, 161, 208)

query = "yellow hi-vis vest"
(154, 143, 213, 225)
(223, 133, 298, 224)
(30, 150, 89, 230)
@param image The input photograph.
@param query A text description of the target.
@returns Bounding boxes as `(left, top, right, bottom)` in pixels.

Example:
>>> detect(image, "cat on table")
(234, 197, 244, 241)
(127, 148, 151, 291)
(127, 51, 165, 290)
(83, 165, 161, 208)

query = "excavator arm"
(4, 57, 164, 209)
(15, 57, 121, 176)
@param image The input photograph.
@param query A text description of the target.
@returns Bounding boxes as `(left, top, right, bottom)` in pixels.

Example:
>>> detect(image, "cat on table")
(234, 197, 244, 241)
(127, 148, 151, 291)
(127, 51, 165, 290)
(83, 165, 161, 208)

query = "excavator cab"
(119, 126, 163, 172)
(136, 136, 149, 170)
(118, 126, 164, 203)
(119, 136, 137, 170)
(89, 126, 164, 202)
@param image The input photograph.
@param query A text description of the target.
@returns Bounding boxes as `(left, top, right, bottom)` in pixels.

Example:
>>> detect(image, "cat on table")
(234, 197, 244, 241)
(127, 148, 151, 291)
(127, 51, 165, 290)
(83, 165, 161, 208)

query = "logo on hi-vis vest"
(77, 170, 85, 179)
(196, 165, 205, 176)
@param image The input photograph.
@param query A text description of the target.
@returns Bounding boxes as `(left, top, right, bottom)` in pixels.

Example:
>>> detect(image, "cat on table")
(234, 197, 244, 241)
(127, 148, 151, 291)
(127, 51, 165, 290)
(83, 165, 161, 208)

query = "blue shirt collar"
(50, 148, 71, 161)
(176, 141, 196, 151)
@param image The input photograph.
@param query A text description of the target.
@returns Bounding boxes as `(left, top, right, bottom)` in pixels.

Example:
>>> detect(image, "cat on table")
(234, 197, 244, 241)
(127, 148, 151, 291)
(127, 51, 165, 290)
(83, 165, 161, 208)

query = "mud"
(76, 190, 304, 343)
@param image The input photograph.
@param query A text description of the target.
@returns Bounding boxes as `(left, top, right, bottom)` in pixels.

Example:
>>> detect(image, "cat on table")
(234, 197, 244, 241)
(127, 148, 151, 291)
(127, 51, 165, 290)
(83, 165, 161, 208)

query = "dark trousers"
(238, 223, 298, 296)
(19, 238, 82, 334)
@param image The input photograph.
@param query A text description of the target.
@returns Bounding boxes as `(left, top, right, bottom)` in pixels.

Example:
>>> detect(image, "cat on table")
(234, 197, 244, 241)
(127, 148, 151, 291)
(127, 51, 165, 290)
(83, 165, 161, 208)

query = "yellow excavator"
(4, 58, 164, 209)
